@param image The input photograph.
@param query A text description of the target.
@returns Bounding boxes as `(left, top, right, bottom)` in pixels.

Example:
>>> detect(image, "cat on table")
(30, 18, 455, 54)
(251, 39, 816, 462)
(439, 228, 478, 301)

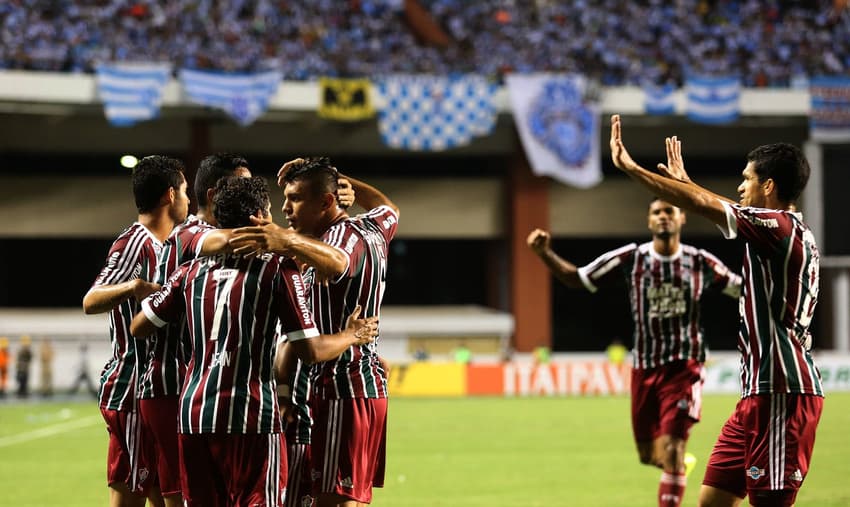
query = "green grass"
(1, 394, 848, 506)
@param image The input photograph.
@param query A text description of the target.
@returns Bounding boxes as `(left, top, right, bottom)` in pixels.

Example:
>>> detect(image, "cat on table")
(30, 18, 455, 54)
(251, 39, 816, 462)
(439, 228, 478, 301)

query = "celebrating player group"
(84, 154, 397, 507)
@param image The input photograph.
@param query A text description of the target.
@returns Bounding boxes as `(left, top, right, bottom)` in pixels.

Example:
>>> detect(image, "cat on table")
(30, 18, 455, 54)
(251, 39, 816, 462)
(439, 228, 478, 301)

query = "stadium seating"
(0, 0, 848, 86)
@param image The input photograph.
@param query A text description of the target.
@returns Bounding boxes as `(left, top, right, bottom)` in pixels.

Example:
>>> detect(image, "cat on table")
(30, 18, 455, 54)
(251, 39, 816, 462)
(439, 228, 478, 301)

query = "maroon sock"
(658, 471, 686, 507)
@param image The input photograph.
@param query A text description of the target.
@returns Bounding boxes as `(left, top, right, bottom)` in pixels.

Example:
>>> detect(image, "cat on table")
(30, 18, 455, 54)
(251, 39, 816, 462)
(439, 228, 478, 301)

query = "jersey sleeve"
(577, 243, 638, 293)
(718, 203, 794, 254)
(92, 232, 144, 288)
(274, 258, 320, 342)
(698, 249, 743, 299)
(141, 265, 188, 328)
(363, 205, 399, 244)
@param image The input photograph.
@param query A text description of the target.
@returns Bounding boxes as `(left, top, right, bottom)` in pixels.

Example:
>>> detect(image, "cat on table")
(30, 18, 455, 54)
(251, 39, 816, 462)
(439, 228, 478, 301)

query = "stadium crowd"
(1, 0, 848, 85)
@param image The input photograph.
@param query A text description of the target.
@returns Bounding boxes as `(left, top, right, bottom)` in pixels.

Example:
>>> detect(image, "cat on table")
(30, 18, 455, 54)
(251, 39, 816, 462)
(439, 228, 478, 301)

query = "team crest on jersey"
(747, 466, 766, 480)
(138, 467, 150, 483)
(301, 495, 315, 507)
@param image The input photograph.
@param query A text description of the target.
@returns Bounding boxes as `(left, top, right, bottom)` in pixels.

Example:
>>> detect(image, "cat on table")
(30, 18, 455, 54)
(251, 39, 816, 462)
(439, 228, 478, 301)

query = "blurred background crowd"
(1, 0, 848, 86)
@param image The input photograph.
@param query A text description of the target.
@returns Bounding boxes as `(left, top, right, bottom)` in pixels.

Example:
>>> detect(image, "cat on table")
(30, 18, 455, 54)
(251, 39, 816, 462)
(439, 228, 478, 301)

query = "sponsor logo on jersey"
(747, 466, 766, 480)
(744, 214, 779, 229)
(340, 476, 354, 489)
(790, 469, 804, 482)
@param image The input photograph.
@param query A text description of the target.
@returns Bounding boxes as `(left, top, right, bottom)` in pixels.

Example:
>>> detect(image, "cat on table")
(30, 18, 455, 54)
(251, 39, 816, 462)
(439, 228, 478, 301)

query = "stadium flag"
(644, 83, 676, 115)
(505, 73, 602, 188)
(685, 75, 741, 124)
(179, 69, 283, 126)
(318, 77, 375, 121)
(95, 63, 171, 126)
(810, 76, 850, 142)
(377, 75, 497, 151)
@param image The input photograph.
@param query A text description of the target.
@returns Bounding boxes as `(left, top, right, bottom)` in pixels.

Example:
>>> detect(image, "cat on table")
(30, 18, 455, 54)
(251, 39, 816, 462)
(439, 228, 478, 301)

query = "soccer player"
(610, 114, 823, 507)
(528, 197, 741, 507)
(129, 176, 377, 507)
(83, 155, 189, 507)
(231, 157, 397, 507)
(138, 153, 251, 506)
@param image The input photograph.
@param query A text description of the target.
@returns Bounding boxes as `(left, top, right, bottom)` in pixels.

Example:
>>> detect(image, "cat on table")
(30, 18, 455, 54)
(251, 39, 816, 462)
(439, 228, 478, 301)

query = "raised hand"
(277, 158, 305, 188)
(337, 177, 355, 209)
(526, 228, 552, 255)
(657, 135, 692, 183)
(609, 114, 640, 173)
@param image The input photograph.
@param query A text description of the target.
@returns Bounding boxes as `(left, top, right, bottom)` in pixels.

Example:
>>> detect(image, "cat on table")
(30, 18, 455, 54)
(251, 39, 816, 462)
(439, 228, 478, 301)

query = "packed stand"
(1, 0, 848, 86)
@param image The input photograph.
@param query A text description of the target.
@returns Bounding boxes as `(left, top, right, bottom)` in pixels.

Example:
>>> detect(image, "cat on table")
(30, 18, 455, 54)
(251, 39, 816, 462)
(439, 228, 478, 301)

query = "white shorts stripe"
(769, 394, 787, 490)
(286, 444, 307, 507)
(322, 400, 343, 492)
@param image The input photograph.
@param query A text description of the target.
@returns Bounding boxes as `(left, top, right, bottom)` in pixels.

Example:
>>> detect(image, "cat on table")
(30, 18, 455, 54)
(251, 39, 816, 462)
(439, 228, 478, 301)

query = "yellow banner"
(388, 363, 466, 397)
(318, 77, 374, 121)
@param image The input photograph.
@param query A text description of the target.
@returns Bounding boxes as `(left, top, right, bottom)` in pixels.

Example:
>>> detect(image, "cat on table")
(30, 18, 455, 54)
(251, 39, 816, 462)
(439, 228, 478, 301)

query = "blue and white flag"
(506, 74, 601, 188)
(95, 63, 171, 126)
(685, 75, 740, 124)
(810, 76, 850, 142)
(179, 69, 283, 126)
(644, 83, 676, 115)
(377, 75, 497, 151)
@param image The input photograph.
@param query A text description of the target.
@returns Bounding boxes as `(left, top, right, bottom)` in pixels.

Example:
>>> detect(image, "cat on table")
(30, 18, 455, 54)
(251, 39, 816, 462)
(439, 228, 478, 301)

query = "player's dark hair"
(281, 156, 339, 198)
(132, 155, 185, 213)
(213, 176, 270, 228)
(747, 143, 810, 204)
(194, 153, 250, 207)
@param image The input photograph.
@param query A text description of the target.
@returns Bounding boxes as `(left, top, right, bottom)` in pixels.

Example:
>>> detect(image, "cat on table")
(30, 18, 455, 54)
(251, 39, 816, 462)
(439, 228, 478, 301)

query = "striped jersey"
(138, 215, 213, 399)
(578, 242, 742, 370)
(91, 222, 163, 411)
(309, 205, 398, 399)
(283, 353, 313, 445)
(141, 252, 319, 434)
(719, 203, 823, 397)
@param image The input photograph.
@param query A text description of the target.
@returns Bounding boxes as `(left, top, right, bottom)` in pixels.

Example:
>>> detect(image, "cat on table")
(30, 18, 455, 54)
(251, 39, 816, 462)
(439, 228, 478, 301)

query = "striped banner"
(95, 63, 171, 126)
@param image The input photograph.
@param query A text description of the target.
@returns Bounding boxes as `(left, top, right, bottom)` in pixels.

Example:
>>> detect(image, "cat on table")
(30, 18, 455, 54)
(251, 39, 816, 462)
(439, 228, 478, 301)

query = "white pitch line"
(0, 415, 102, 448)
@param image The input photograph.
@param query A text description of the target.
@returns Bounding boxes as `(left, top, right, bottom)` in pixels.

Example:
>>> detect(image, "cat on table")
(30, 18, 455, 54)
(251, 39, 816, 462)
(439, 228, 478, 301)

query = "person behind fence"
(69, 343, 99, 398)
(15, 335, 33, 398)
(39, 338, 55, 397)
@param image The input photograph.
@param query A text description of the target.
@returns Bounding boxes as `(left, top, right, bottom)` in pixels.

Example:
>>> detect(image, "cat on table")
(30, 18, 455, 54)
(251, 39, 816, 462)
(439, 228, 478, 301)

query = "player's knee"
(749, 490, 797, 507)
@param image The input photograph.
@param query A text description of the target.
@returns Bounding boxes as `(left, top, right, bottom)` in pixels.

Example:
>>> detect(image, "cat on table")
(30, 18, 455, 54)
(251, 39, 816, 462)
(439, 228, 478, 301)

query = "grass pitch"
(1, 394, 848, 506)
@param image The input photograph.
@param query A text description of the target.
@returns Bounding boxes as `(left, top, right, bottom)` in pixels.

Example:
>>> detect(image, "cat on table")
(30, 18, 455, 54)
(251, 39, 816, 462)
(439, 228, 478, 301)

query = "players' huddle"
(84, 154, 398, 507)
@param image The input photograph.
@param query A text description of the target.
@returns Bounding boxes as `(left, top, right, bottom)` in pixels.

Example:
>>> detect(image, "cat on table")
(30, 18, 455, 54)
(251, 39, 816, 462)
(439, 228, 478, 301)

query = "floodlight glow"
(120, 155, 139, 168)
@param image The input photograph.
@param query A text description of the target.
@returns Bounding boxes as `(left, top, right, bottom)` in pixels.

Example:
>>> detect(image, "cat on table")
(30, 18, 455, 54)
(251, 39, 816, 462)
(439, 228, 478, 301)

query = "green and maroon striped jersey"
(720, 203, 823, 397)
(91, 223, 162, 411)
(141, 252, 319, 434)
(309, 205, 398, 399)
(283, 353, 313, 445)
(138, 215, 212, 400)
(578, 242, 742, 370)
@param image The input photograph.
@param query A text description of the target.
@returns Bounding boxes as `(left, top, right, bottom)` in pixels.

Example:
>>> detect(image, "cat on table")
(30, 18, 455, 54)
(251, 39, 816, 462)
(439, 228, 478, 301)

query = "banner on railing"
(506, 74, 602, 189)
(809, 76, 850, 142)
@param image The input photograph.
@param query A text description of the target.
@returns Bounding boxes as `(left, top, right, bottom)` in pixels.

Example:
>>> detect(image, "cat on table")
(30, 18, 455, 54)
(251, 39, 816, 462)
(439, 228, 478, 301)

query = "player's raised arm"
(339, 172, 399, 215)
(526, 228, 584, 289)
(609, 114, 731, 226)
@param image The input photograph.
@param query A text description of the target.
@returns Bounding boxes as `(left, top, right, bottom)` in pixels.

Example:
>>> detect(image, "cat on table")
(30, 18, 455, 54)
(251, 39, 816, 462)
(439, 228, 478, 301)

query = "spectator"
(15, 335, 33, 398)
(0, 337, 8, 397)
(40, 338, 55, 397)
